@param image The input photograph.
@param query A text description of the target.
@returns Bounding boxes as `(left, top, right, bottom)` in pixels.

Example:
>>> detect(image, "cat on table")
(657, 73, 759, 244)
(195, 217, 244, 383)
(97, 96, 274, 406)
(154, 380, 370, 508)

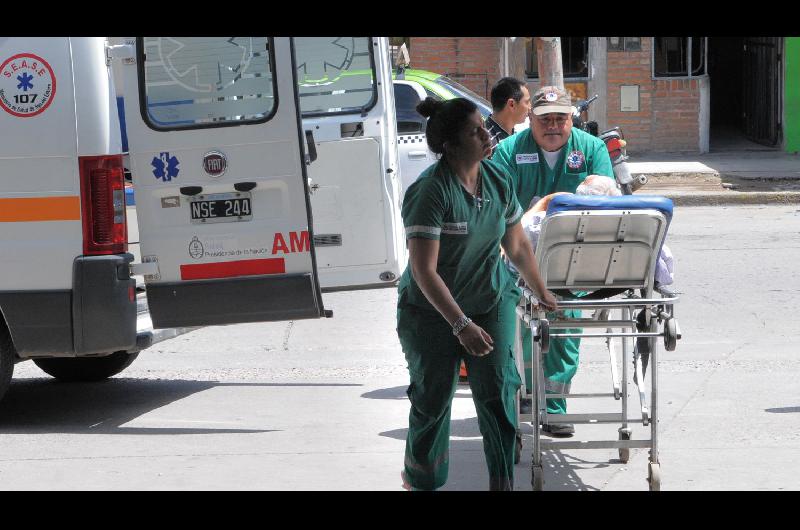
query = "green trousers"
(397, 293, 521, 491)
(521, 309, 582, 415)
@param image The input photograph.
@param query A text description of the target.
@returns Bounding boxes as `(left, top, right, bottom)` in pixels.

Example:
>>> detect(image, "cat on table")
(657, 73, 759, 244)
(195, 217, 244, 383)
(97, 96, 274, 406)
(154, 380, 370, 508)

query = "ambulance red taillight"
(79, 155, 128, 255)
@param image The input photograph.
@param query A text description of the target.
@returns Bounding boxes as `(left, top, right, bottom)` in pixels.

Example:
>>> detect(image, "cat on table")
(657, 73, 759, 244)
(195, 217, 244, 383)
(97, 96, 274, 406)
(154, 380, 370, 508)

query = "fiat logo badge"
(203, 151, 227, 177)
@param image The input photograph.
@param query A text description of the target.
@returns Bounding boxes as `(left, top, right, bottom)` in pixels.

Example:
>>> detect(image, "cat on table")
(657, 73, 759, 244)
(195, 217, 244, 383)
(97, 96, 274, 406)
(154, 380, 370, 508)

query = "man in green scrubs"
(492, 86, 614, 436)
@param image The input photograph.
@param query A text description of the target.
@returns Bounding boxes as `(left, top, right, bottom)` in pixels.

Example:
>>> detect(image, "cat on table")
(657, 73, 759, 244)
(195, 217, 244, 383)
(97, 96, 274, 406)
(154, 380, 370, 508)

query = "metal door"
(118, 37, 326, 328)
(743, 37, 782, 146)
(295, 37, 406, 291)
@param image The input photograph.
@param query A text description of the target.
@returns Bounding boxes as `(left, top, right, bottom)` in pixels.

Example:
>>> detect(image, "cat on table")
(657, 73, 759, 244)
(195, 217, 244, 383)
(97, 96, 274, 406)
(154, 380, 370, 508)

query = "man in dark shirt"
(485, 77, 532, 156)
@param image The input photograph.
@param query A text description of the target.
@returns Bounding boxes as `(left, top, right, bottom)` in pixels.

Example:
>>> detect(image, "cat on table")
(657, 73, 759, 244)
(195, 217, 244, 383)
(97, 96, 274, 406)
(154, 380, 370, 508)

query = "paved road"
(2, 205, 799, 490)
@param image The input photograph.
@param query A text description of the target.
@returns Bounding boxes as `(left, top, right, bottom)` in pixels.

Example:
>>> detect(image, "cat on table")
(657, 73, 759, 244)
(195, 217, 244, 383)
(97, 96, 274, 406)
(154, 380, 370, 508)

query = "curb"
(658, 191, 800, 206)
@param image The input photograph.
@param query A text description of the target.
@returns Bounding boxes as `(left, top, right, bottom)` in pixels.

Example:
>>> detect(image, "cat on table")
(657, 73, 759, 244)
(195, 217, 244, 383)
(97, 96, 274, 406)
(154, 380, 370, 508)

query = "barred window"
(653, 37, 707, 77)
(525, 37, 589, 79)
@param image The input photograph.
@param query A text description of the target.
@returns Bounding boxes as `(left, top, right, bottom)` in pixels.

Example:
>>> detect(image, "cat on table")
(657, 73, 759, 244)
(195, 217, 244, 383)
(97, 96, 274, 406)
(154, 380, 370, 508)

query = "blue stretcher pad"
(546, 194, 673, 224)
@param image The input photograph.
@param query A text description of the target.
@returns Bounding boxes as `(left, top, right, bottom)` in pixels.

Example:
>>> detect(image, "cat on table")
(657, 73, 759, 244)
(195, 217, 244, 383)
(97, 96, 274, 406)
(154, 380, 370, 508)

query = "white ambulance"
(0, 37, 406, 403)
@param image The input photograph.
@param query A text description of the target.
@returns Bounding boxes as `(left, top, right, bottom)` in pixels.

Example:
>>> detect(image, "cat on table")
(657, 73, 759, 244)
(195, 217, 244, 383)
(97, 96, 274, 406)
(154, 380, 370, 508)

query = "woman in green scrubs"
(398, 97, 557, 491)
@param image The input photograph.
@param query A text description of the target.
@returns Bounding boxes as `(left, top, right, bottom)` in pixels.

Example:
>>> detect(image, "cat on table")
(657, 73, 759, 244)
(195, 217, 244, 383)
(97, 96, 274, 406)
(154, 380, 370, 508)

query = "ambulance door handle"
(234, 182, 256, 192)
(408, 151, 428, 159)
(180, 186, 203, 196)
(304, 130, 318, 165)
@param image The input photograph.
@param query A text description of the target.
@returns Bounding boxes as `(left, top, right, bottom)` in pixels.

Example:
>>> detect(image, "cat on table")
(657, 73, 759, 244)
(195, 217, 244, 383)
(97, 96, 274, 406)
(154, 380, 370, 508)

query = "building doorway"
(708, 37, 783, 151)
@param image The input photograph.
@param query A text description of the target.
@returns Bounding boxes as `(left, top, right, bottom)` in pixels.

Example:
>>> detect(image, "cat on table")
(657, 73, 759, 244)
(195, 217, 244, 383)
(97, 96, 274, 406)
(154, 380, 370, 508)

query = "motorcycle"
(572, 95, 647, 195)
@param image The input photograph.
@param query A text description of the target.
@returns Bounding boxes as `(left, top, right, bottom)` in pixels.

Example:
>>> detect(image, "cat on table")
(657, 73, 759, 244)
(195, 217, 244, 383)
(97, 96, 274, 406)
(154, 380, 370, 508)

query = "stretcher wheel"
(532, 465, 544, 491)
(618, 431, 631, 463)
(648, 463, 661, 491)
(537, 320, 550, 354)
(663, 319, 677, 352)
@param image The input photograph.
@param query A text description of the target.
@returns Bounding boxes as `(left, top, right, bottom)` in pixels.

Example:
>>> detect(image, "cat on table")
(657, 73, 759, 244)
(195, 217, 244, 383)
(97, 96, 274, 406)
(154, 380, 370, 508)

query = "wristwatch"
(452, 315, 472, 336)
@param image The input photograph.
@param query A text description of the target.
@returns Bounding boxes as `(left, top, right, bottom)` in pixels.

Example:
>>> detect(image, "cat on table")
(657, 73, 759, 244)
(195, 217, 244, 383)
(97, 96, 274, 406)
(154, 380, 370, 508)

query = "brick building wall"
(409, 37, 502, 100)
(409, 37, 706, 153)
(607, 38, 700, 153)
(606, 39, 653, 153)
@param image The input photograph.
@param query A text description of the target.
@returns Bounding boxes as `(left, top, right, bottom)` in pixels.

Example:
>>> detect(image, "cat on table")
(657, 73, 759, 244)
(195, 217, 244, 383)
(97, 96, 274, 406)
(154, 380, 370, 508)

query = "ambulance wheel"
(33, 351, 139, 382)
(648, 463, 661, 491)
(532, 465, 544, 491)
(618, 431, 631, 463)
(0, 325, 16, 403)
(664, 319, 677, 352)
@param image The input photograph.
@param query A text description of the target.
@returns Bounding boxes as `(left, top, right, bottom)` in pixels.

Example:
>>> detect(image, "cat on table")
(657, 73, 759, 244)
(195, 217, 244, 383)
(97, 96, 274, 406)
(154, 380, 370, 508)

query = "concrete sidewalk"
(627, 150, 800, 205)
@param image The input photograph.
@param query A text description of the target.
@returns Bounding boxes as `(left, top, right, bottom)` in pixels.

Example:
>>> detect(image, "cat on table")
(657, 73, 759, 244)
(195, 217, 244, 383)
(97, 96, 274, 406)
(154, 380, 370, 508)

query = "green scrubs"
(397, 158, 523, 491)
(493, 127, 614, 415)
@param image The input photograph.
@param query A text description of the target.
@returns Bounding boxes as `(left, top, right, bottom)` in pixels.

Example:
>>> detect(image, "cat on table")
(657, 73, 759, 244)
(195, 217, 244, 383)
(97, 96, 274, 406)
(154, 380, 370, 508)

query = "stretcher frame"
(514, 198, 680, 491)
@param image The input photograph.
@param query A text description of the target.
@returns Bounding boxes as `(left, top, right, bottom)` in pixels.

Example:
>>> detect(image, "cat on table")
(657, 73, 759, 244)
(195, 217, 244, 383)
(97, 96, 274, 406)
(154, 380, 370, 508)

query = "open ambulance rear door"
(118, 37, 328, 328)
(295, 37, 405, 291)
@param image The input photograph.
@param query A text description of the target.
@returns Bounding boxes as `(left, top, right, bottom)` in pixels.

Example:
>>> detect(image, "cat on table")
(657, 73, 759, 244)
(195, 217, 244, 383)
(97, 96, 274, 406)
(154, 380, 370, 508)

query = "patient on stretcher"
(511, 175, 674, 288)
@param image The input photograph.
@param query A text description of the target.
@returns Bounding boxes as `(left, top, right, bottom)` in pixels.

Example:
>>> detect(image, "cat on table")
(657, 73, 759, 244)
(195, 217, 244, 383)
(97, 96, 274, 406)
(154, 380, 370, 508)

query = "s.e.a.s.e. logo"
(0, 53, 56, 118)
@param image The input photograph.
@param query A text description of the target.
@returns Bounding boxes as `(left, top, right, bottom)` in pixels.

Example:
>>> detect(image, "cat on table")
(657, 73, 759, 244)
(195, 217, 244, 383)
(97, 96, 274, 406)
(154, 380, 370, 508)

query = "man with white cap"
(492, 86, 614, 437)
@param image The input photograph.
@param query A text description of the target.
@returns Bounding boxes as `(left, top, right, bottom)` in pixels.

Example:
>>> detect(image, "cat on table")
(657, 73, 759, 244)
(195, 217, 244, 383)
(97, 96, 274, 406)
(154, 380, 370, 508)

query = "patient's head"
(576, 174, 621, 196)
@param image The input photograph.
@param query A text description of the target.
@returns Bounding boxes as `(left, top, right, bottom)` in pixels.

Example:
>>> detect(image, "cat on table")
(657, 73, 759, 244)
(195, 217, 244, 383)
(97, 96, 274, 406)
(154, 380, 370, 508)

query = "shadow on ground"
(380, 417, 613, 491)
(361, 384, 475, 401)
(0, 378, 359, 435)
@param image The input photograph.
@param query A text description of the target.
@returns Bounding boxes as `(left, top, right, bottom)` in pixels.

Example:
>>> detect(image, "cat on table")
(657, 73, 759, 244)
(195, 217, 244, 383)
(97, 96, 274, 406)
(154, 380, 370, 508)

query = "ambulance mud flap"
(72, 254, 137, 354)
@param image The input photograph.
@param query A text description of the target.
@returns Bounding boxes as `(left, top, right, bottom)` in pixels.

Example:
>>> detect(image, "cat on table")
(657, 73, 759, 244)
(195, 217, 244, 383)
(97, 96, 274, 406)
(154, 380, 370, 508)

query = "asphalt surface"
(2, 205, 798, 491)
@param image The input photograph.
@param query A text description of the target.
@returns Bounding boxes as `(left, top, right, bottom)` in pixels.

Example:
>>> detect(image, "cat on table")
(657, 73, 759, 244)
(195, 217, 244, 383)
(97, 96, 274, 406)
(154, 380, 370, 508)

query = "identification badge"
(442, 222, 468, 235)
(516, 153, 539, 164)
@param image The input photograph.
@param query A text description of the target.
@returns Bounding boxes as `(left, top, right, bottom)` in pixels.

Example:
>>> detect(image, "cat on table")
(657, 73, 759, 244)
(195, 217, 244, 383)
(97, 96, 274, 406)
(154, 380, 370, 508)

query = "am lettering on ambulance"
(272, 231, 310, 255)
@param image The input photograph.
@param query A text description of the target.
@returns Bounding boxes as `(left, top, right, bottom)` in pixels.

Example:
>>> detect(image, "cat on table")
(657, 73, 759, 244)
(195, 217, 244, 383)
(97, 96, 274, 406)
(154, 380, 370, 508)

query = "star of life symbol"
(156, 37, 257, 93)
(152, 152, 180, 182)
(545, 91, 558, 102)
(295, 37, 356, 87)
(567, 150, 585, 169)
(17, 73, 33, 91)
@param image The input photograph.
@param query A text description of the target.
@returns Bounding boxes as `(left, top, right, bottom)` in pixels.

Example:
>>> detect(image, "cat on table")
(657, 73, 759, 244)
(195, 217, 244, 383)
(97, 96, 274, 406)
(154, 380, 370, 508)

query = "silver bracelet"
(452, 315, 472, 336)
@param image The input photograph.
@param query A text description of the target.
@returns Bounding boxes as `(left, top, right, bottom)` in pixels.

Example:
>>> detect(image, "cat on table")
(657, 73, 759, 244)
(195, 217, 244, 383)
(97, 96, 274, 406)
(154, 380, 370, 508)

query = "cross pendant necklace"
(474, 171, 483, 211)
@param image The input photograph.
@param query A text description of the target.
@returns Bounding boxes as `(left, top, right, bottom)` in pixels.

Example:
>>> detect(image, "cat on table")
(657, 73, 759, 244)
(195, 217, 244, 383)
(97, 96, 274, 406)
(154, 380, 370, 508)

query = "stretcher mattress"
(546, 194, 673, 224)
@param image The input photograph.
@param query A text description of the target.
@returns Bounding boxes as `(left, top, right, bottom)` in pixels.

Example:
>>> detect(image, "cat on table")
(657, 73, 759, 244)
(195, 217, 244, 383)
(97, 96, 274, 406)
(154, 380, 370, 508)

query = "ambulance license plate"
(190, 192, 252, 224)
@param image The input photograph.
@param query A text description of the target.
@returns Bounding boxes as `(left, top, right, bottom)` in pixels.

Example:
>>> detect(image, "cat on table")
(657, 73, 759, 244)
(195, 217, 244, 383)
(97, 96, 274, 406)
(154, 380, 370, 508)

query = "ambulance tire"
(33, 351, 139, 382)
(0, 325, 15, 402)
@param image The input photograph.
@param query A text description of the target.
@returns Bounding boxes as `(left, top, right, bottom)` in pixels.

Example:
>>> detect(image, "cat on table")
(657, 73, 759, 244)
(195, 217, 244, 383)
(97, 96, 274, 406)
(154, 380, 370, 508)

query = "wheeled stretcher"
(515, 194, 680, 491)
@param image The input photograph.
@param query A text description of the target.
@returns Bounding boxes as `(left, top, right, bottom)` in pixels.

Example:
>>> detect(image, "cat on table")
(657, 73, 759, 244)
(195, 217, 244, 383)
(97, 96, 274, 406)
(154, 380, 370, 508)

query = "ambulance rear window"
(139, 37, 277, 130)
(295, 37, 377, 117)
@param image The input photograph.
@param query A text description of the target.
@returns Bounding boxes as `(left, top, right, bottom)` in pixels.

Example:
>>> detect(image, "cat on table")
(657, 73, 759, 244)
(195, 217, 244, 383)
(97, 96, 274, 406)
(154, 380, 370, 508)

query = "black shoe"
(541, 423, 575, 437)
